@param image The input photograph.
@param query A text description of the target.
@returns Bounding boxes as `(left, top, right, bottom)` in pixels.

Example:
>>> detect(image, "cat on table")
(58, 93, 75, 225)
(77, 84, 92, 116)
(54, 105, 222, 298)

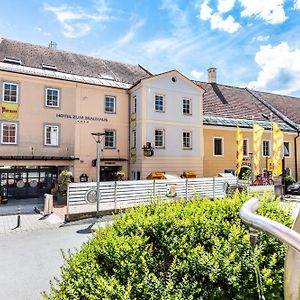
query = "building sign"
(131, 113, 136, 128)
(267, 158, 282, 175)
(1, 103, 19, 120)
(56, 113, 108, 122)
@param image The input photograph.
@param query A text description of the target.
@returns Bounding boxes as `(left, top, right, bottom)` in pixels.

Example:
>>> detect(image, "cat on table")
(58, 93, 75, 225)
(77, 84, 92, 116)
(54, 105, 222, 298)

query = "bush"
(45, 192, 292, 300)
(284, 175, 296, 188)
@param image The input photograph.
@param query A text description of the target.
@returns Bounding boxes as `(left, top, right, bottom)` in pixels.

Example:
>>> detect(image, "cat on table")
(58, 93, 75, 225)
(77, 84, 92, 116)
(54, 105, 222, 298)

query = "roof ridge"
(253, 89, 300, 100)
(193, 80, 246, 91)
(1, 37, 144, 70)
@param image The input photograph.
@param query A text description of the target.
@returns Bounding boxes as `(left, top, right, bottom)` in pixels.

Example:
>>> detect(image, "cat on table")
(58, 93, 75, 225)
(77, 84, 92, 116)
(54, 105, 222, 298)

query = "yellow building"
(0, 38, 300, 199)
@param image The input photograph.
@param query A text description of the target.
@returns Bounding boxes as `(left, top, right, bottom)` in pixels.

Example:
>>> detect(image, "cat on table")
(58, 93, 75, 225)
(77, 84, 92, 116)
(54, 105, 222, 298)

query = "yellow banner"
(130, 147, 136, 163)
(267, 157, 282, 173)
(236, 126, 243, 174)
(272, 122, 284, 176)
(1, 103, 19, 120)
(253, 124, 264, 176)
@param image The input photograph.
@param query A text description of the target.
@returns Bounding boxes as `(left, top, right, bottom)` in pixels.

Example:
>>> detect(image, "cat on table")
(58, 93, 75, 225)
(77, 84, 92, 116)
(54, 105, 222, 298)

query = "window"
(284, 142, 290, 157)
(105, 130, 116, 148)
(155, 129, 165, 148)
(182, 131, 192, 149)
(2, 82, 18, 103)
(45, 88, 60, 107)
(213, 137, 223, 156)
(182, 98, 191, 115)
(262, 140, 270, 157)
(131, 96, 137, 113)
(105, 96, 116, 113)
(1, 122, 17, 144)
(132, 130, 136, 148)
(155, 95, 164, 112)
(285, 168, 292, 176)
(44, 125, 59, 146)
(243, 139, 248, 157)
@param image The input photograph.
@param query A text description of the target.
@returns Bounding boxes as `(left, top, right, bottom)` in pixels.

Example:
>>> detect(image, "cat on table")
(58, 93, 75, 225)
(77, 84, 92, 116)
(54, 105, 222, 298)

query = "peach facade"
(0, 70, 129, 182)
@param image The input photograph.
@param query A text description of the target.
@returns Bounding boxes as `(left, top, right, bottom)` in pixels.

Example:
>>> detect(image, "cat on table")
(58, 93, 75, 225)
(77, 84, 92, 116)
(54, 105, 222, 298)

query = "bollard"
(17, 207, 21, 228)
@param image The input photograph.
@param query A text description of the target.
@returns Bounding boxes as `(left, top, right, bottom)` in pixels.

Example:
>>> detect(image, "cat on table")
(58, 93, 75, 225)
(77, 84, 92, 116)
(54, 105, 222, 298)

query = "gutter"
(128, 93, 131, 180)
(246, 88, 300, 181)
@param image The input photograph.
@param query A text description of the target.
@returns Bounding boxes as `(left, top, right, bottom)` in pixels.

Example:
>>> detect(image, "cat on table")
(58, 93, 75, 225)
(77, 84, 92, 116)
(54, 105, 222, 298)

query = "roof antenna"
(48, 41, 57, 49)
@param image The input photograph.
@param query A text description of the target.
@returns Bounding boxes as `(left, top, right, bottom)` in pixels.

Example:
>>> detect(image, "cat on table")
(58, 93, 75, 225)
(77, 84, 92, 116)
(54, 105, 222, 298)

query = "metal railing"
(240, 198, 300, 253)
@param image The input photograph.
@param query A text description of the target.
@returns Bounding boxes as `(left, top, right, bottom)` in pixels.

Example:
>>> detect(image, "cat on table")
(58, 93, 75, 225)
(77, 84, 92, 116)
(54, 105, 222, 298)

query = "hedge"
(44, 192, 292, 299)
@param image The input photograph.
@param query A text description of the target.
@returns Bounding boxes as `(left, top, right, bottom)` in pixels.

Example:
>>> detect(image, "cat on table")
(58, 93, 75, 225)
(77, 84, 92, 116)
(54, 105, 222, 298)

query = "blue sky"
(1, 0, 300, 96)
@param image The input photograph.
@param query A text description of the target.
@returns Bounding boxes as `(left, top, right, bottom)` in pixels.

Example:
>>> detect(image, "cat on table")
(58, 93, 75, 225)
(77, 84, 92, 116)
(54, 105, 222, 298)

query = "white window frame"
(2, 82, 19, 103)
(104, 129, 116, 148)
(262, 140, 271, 157)
(131, 95, 137, 114)
(104, 95, 116, 113)
(45, 88, 60, 108)
(182, 98, 192, 115)
(154, 129, 165, 148)
(154, 94, 165, 112)
(132, 130, 136, 148)
(1, 122, 18, 144)
(182, 131, 192, 149)
(283, 141, 291, 158)
(243, 138, 249, 157)
(213, 137, 224, 156)
(44, 124, 59, 146)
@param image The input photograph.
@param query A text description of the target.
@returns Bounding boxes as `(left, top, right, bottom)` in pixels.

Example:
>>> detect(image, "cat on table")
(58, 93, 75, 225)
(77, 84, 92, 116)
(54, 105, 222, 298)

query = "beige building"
(0, 38, 300, 199)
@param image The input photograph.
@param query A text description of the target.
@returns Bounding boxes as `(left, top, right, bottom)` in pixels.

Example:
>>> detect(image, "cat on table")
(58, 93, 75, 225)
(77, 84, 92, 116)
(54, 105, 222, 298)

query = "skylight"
(41, 63, 57, 71)
(3, 57, 22, 65)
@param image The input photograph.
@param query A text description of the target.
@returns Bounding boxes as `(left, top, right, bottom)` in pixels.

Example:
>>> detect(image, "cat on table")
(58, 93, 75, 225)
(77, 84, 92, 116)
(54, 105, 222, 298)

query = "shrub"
(284, 175, 296, 188)
(44, 192, 292, 300)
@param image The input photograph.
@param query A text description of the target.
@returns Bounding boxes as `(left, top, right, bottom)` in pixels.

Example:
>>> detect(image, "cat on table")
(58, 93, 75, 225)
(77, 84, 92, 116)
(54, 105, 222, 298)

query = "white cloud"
(253, 35, 270, 42)
(210, 14, 240, 33)
(217, 0, 236, 13)
(199, 0, 240, 33)
(294, 0, 300, 9)
(116, 18, 145, 47)
(249, 42, 300, 94)
(190, 70, 205, 80)
(239, 0, 286, 24)
(43, 0, 111, 38)
(199, 0, 213, 20)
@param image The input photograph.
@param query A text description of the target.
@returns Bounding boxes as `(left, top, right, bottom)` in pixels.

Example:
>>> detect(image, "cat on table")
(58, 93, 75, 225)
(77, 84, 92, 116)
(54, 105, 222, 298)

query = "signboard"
(130, 147, 136, 163)
(56, 113, 108, 123)
(1, 103, 19, 120)
(131, 113, 136, 128)
(166, 184, 177, 198)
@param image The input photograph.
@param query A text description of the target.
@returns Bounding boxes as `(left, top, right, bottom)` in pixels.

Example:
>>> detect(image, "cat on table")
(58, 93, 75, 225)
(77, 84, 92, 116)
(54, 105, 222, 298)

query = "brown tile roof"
(195, 81, 283, 123)
(0, 38, 151, 85)
(254, 90, 300, 125)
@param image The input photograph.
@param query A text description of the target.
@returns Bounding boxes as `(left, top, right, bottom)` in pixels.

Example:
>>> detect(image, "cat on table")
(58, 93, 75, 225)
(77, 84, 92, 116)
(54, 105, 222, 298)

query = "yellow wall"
(204, 126, 296, 178)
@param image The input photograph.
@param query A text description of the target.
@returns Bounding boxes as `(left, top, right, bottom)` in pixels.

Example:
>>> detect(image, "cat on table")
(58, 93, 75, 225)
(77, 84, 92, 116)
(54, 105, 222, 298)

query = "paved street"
(0, 217, 113, 300)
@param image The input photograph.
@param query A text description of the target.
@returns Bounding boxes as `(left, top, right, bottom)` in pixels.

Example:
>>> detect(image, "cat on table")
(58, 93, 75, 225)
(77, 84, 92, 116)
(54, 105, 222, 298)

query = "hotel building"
(0, 38, 299, 198)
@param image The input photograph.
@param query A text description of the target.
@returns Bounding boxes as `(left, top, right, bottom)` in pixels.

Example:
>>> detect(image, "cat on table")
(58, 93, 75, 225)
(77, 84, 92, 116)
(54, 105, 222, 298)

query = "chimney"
(207, 67, 217, 83)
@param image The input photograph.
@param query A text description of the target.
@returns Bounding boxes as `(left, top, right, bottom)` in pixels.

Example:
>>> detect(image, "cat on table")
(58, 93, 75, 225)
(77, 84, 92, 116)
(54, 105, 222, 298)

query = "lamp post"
(91, 132, 105, 218)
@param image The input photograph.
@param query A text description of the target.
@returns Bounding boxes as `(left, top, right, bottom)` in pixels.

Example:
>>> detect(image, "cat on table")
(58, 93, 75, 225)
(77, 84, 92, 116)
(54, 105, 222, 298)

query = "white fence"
(67, 177, 237, 216)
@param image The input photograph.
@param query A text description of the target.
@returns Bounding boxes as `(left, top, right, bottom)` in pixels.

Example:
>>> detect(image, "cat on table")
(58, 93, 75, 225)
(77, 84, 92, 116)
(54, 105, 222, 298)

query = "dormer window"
(41, 63, 57, 71)
(3, 57, 22, 65)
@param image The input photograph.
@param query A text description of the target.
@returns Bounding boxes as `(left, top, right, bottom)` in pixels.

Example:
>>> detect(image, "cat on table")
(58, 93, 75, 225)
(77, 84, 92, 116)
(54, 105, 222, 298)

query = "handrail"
(239, 198, 300, 253)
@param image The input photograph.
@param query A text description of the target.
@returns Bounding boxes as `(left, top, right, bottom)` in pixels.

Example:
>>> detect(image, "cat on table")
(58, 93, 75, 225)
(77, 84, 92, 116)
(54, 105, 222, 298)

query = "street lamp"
(91, 132, 105, 218)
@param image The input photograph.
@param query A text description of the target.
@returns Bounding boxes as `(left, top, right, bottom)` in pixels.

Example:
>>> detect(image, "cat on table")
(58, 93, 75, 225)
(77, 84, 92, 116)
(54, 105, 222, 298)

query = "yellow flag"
(236, 126, 243, 174)
(1, 103, 19, 120)
(272, 122, 284, 177)
(253, 124, 264, 176)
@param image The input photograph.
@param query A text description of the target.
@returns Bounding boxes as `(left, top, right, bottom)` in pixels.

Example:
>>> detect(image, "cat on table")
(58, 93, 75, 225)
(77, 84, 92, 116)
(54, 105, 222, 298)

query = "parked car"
(286, 181, 300, 194)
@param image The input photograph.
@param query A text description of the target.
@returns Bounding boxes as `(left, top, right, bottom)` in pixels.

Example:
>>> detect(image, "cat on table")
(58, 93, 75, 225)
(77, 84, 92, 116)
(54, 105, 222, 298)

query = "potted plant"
(57, 170, 72, 204)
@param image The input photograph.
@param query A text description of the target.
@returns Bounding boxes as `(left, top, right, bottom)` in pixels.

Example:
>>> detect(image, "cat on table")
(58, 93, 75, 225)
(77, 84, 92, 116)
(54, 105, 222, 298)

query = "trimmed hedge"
(45, 192, 292, 299)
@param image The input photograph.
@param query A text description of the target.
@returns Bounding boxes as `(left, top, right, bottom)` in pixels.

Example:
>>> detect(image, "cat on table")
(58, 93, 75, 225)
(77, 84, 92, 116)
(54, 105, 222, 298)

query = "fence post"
(66, 184, 70, 216)
(213, 177, 215, 199)
(153, 180, 156, 200)
(186, 178, 188, 200)
(114, 181, 117, 213)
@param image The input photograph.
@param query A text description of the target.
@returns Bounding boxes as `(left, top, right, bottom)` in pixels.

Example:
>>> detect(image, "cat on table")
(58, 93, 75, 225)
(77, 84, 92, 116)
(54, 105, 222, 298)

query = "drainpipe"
(295, 132, 300, 181)
(128, 92, 131, 180)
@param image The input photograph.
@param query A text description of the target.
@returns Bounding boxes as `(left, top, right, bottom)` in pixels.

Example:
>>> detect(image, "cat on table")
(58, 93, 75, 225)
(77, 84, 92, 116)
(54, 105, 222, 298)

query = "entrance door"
(0, 167, 58, 199)
(100, 166, 122, 181)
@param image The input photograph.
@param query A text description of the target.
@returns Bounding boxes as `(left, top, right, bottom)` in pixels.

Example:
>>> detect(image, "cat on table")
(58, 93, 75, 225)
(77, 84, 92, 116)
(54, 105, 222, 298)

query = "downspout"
(128, 91, 131, 180)
(295, 132, 300, 181)
(246, 88, 300, 181)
